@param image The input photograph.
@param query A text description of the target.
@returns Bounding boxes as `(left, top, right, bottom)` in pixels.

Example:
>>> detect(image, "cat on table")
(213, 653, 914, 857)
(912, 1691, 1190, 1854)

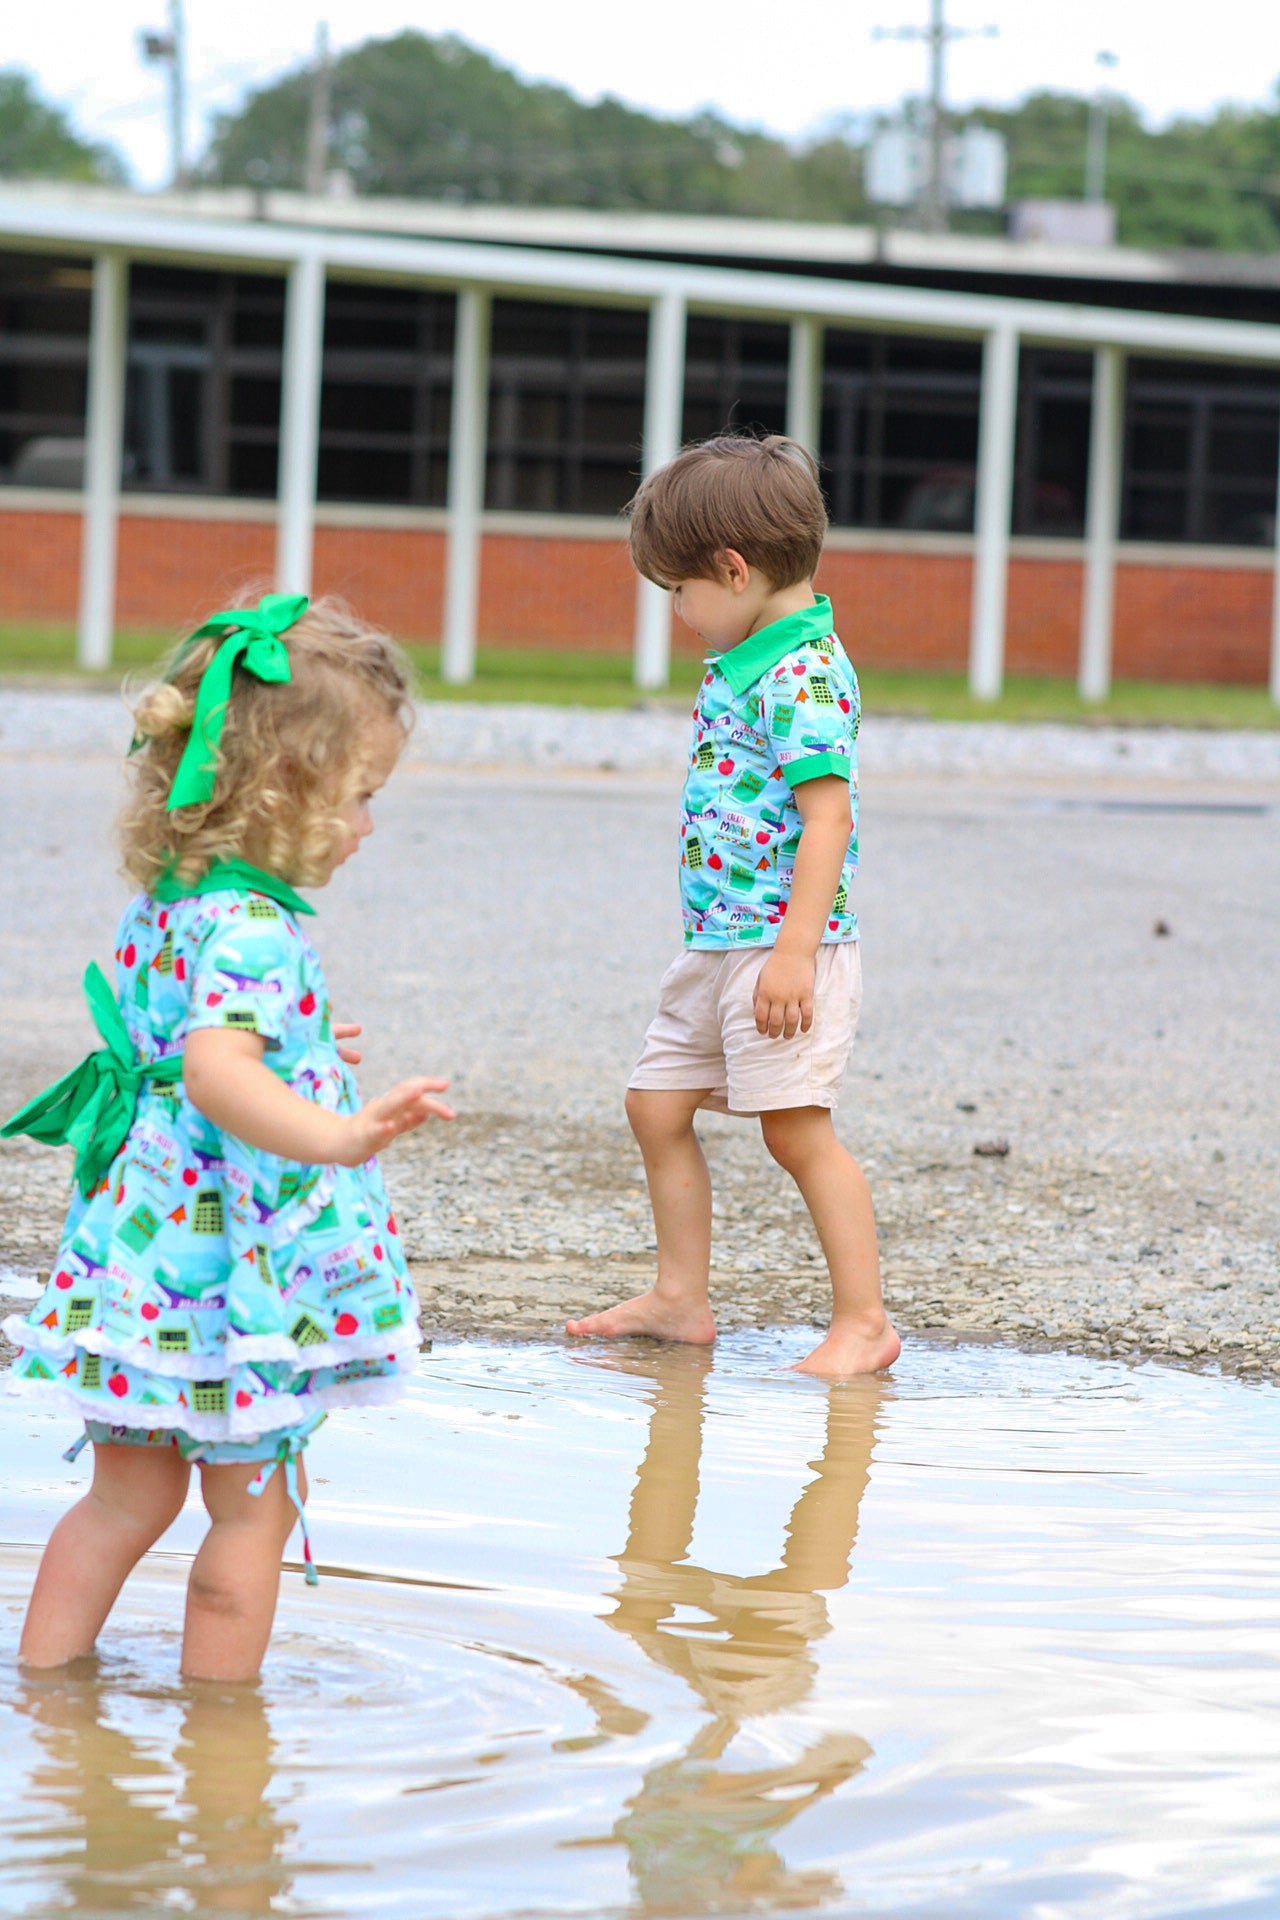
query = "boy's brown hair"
(628, 433, 827, 590)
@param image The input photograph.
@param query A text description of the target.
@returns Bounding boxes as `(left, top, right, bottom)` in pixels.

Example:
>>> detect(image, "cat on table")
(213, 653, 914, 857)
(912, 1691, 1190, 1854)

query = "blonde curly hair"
(119, 596, 414, 894)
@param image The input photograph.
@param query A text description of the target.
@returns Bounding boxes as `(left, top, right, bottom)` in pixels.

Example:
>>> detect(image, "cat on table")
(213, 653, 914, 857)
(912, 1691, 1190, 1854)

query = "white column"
(786, 317, 823, 457)
(634, 288, 687, 690)
(76, 251, 128, 671)
(968, 324, 1019, 701)
(275, 252, 326, 595)
(1079, 345, 1125, 703)
(441, 286, 491, 684)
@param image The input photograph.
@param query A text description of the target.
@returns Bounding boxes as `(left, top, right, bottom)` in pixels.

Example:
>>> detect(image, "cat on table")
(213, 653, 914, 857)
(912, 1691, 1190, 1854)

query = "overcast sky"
(11, 0, 1280, 189)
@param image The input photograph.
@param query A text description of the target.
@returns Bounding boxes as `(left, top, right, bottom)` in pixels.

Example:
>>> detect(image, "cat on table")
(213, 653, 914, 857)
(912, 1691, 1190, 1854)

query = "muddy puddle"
(1, 1333, 1278, 1918)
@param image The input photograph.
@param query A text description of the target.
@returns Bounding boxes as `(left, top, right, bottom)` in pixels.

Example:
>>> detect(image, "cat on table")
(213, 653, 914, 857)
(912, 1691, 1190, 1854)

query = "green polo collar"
(711, 595, 835, 696)
(151, 857, 316, 916)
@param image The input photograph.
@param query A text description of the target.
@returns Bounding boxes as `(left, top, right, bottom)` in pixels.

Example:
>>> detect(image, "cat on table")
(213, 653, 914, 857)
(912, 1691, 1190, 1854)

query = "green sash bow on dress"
(1, 862, 314, 1197)
(2, 961, 183, 1198)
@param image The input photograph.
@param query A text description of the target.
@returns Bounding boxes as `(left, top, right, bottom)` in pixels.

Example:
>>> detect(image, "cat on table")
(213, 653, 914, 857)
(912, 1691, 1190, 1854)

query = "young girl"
(2, 591, 452, 1683)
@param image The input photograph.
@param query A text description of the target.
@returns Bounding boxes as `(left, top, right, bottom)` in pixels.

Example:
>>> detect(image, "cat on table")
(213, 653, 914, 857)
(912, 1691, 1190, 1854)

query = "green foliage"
(954, 89, 1280, 250)
(204, 30, 1280, 252)
(204, 30, 872, 218)
(0, 70, 126, 183)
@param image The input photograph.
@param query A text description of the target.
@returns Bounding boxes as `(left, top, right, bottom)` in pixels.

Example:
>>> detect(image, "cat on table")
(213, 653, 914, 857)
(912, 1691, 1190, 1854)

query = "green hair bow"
(164, 591, 309, 811)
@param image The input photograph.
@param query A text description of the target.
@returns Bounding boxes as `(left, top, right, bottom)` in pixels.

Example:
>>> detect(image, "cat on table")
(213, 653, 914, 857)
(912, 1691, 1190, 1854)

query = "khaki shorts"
(628, 942, 862, 1117)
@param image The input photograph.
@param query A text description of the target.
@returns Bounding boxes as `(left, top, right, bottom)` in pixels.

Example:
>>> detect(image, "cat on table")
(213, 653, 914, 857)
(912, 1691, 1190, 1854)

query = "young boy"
(567, 433, 899, 1375)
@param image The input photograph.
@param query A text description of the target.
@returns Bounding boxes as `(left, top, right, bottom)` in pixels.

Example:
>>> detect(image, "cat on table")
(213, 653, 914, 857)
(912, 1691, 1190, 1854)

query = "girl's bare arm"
(183, 1027, 453, 1167)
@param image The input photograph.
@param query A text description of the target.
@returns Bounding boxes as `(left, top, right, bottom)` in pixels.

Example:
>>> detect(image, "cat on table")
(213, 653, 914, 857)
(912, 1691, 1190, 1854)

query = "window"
(5, 250, 1279, 549)
(1122, 359, 1280, 547)
(317, 282, 453, 506)
(821, 333, 982, 531)
(682, 317, 789, 444)
(1013, 350, 1092, 536)
(0, 254, 91, 487)
(486, 301, 646, 514)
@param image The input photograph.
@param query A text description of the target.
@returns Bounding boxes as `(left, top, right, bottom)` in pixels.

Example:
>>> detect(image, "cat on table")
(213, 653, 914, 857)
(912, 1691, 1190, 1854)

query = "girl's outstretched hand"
(334, 1020, 363, 1065)
(338, 1078, 454, 1166)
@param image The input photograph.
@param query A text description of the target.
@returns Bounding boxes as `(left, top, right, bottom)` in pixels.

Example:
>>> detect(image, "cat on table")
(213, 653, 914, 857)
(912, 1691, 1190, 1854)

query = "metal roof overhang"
(4, 194, 1280, 367)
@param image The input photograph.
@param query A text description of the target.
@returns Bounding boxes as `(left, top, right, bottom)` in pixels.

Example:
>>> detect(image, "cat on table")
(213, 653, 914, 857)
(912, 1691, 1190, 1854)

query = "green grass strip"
(1, 623, 1276, 728)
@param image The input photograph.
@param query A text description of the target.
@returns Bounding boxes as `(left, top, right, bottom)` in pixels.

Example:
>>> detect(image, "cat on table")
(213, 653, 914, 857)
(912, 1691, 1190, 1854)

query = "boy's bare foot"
(791, 1316, 901, 1377)
(565, 1290, 716, 1346)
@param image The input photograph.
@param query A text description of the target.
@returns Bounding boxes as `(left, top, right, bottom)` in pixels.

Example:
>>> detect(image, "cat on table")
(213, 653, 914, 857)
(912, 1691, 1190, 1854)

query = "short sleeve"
(186, 899, 299, 1051)
(761, 649, 859, 790)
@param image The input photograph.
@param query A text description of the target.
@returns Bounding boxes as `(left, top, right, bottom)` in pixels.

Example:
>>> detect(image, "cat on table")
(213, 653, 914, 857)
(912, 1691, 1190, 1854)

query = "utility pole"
(873, 1, 997, 232)
(1085, 50, 1119, 203)
(305, 21, 332, 197)
(139, 0, 188, 190)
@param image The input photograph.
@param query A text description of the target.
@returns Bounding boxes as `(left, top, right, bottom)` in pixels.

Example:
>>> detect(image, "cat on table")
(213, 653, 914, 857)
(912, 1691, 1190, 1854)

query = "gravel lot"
(2, 688, 1278, 1377)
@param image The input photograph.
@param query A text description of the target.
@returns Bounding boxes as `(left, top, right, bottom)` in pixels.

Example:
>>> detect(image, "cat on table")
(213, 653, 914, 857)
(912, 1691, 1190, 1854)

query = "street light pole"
(1085, 50, 1119, 204)
(139, 0, 188, 191)
(305, 22, 332, 197)
(167, 0, 186, 189)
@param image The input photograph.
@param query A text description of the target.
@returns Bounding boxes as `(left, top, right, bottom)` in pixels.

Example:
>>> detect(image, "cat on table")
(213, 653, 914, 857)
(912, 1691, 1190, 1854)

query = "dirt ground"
(2, 702, 1278, 1379)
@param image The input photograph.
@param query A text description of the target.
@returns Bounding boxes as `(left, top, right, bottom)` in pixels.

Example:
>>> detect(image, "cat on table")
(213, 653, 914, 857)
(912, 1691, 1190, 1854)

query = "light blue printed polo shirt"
(680, 594, 860, 949)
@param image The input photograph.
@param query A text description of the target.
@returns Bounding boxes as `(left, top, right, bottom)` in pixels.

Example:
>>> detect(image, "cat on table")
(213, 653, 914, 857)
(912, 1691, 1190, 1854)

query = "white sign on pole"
(946, 126, 1006, 210)
(865, 124, 1006, 213)
(864, 128, 925, 208)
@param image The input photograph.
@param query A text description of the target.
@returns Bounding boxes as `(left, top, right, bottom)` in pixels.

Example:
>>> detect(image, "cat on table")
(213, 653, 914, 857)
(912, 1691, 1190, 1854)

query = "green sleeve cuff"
(781, 751, 852, 789)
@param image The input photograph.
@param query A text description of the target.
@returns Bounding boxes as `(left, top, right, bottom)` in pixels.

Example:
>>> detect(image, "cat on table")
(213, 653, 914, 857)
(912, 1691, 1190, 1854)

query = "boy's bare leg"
(759, 1104, 900, 1376)
(566, 1087, 716, 1344)
(19, 1443, 191, 1667)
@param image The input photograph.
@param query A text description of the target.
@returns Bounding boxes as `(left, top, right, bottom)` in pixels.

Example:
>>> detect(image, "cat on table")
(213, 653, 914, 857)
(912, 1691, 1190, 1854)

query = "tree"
(203, 30, 864, 218)
(0, 70, 126, 183)
(204, 31, 1280, 252)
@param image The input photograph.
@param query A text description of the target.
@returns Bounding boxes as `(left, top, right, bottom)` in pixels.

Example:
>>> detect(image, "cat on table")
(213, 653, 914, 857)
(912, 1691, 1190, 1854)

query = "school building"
(3, 181, 1280, 699)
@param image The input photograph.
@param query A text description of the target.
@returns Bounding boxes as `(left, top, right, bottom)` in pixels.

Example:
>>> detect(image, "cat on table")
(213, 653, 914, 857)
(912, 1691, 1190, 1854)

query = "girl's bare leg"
(181, 1457, 305, 1682)
(20, 1442, 191, 1667)
(566, 1087, 716, 1344)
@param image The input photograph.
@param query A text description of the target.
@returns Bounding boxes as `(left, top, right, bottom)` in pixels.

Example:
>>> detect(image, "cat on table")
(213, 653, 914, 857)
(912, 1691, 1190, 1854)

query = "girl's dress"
(2, 880, 419, 1565)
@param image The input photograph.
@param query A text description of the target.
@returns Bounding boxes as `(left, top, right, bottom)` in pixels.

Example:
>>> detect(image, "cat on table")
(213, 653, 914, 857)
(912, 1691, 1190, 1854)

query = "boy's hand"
(334, 1020, 363, 1066)
(753, 951, 815, 1039)
(337, 1078, 454, 1167)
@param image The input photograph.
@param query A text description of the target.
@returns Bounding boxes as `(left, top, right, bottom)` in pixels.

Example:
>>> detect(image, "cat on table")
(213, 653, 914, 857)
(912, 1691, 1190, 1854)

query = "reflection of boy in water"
(16, 1675, 294, 1915)
(599, 1352, 883, 1915)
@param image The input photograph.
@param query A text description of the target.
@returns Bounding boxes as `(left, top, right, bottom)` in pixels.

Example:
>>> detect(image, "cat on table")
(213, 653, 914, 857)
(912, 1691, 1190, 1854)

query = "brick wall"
(0, 499, 1273, 684)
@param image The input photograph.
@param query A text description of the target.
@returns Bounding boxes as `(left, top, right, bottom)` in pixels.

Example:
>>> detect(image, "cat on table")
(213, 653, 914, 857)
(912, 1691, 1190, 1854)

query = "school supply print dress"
(2, 885, 419, 1451)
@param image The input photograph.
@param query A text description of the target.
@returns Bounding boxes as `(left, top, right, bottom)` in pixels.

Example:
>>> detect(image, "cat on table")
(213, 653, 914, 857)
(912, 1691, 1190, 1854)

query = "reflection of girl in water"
(15, 1675, 293, 1915)
(596, 1351, 883, 1915)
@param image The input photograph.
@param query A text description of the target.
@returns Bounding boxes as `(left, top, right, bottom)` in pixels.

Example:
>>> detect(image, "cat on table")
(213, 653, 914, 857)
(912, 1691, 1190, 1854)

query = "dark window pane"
(1124, 485, 1187, 542)
(317, 447, 412, 502)
(1203, 486, 1275, 545)
(321, 382, 414, 434)
(579, 460, 637, 513)
(1129, 415, 1192, 473)
(896, 471, 975, 531)
(231, 377, 281, 429)
(1208, 417, 1277, 477)
(227, 440, 277, 495)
